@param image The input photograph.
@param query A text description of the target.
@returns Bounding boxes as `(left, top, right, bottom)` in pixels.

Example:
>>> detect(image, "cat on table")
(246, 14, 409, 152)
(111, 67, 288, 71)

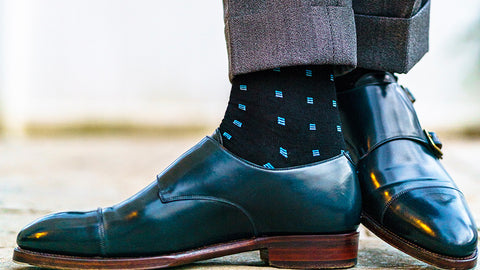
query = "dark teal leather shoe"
(337, 72, 478, 270)
(13, 130, 361, 270)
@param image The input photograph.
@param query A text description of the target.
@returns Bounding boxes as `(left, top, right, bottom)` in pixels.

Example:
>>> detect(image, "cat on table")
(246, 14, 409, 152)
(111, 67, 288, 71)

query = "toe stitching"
(379, 185, 462, 225)
(96, 207, 107, 256)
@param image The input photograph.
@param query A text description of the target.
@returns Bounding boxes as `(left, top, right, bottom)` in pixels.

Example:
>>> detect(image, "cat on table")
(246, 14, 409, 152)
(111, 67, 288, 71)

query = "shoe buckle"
(401, 85, 416, 103)
(424, 129, 443, 159)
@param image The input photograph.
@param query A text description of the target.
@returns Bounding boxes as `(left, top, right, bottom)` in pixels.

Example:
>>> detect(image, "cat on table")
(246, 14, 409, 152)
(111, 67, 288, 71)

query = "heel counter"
(343, 154, 362, 230)
(288, 154, 361, 233)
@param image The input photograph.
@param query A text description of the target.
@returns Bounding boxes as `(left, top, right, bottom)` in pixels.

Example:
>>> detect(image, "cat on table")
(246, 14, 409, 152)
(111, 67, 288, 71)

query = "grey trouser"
(223, 0, 430, 80)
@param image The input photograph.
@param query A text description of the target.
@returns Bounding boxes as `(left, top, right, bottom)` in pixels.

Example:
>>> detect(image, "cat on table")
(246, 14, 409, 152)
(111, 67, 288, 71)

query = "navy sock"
(219, 66, 346, 168)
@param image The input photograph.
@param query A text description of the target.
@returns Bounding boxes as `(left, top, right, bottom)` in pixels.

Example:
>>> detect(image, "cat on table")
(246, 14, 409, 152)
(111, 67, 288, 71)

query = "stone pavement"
(0, 134, 478, 269)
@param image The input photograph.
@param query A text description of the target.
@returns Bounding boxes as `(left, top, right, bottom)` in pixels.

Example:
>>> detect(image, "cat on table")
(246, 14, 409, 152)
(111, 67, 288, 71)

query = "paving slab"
(0, 135, 478, 269)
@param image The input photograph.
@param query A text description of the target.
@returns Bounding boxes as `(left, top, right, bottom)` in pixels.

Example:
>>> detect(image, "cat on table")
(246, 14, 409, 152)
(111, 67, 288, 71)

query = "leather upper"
(337, 72, 478, 257)
(17, 132, 361, 257)
(338, 72, 441, 162)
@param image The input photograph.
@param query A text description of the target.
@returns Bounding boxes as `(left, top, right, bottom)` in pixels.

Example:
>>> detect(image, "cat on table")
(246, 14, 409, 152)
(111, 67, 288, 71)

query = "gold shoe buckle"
(424, 129, 443, 159)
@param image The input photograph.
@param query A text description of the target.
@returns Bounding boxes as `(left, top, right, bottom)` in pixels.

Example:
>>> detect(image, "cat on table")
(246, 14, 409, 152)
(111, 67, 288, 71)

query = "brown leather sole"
(13, 232, 359, 270)
(361, 212, 478, 270)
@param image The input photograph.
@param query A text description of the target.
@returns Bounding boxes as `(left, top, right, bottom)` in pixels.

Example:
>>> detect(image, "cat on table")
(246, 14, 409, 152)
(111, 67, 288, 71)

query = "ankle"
(219, 66, 346, 168)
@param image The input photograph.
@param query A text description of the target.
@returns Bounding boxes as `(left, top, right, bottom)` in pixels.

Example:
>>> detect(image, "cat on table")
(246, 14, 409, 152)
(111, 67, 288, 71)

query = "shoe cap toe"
(383, 188, 478, 258)
(17, 211, 102, 256)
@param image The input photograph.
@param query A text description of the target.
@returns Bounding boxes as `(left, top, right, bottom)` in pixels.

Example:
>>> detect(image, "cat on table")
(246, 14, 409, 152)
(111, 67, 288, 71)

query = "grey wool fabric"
(353, 0, 430, 73)
(223, 0, 430, 79)
(223, 0, 357, 80)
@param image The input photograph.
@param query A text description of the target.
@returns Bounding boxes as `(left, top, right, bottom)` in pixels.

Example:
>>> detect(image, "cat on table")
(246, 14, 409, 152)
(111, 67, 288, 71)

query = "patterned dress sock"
(219, 65, 346, 168)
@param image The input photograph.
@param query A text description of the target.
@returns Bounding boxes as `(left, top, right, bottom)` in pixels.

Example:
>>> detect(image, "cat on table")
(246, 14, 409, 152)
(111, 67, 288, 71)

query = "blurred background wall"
(0, 0, 479, 137)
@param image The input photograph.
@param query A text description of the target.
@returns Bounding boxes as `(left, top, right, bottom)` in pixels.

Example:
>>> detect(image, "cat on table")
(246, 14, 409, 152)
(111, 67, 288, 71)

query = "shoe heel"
(260, 232, 359, 269)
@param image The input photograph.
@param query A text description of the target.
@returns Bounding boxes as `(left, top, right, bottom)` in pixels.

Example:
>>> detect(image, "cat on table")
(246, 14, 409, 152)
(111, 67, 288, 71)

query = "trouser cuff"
(225, 4, 357, 80)
(355, 0, 430, 73)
